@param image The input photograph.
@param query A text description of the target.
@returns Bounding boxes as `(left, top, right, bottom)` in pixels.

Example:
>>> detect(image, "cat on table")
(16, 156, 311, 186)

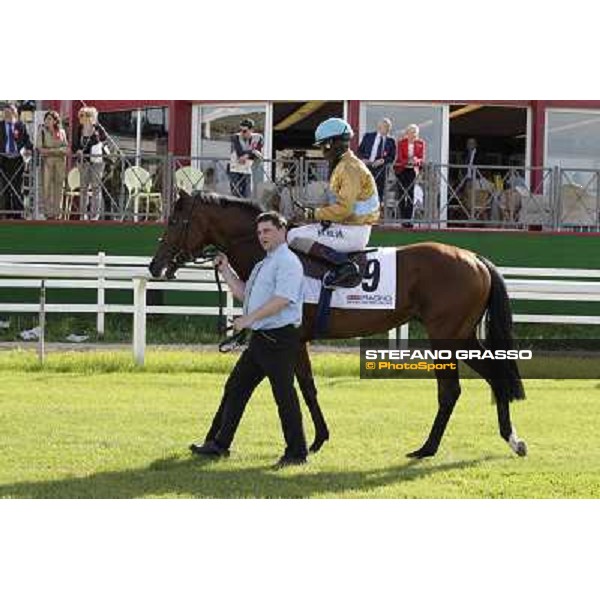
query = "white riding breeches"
(287, 223, 372, 252)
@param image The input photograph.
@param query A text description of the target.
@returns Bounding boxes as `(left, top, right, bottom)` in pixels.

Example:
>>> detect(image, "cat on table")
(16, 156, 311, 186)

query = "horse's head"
(149, 191, 210, 279)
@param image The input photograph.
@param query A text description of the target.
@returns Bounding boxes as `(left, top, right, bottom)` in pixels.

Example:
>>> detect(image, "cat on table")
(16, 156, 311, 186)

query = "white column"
(97, 251, 105, 337)
(388, 322, 410, 347)
(439, 104, 450, 227)
(135, 108, 142, 167)
(264, 102, 273, 162)
(38, 279, 46, 364)
(132, 276, 147, 366)
(399, 322, 410, 350)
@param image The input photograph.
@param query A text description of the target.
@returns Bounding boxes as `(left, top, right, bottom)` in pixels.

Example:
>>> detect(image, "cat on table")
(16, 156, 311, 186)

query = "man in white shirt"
(465, 138, 478, 181)
(460, 137, 480, 218)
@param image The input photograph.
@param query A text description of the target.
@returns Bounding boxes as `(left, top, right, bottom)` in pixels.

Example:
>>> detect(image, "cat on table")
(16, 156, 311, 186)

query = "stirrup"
(323, 263, 361, 290)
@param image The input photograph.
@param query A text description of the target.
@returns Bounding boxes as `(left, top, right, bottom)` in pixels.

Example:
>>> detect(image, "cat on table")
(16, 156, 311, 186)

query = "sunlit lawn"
(0, 349, 598, 498)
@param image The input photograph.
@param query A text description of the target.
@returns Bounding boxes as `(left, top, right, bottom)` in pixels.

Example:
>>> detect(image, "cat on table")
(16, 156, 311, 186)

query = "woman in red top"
(394, 124, 426, 227)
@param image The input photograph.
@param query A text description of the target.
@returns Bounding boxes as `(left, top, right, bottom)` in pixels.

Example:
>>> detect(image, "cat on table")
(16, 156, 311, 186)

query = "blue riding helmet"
(314, 118, 354, 146)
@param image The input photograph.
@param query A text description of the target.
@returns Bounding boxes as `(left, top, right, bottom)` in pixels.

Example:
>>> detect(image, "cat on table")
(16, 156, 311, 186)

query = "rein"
(161, 194, 271, 337)
(218, 327, 248, 353)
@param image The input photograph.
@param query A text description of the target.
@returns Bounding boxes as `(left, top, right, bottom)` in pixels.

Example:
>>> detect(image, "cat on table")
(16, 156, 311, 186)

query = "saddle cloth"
(302, 247, 396, 310)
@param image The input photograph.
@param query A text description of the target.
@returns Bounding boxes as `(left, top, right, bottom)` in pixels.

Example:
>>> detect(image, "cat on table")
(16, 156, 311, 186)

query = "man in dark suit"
(0, 104, 33, 218)
(358, 117, 396, 203)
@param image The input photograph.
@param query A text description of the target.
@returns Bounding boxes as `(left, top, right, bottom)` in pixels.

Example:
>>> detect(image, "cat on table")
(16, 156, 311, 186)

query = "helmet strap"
(327, 138, 349, 171)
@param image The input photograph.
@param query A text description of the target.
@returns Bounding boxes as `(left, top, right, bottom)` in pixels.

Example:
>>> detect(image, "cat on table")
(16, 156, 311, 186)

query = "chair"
(499, 189, 522, 223)
(560, 183, 597, 228)
(123, 166, 163, 221)
(61, 167, 81, 220)
(517, 187, 552, 228)
(174, 166, 204, 195)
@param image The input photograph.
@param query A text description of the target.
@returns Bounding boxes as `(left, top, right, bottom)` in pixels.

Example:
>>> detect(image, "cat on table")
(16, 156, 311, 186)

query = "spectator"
(36, 110, 68, 219)
(394, 124, 425, 227)
(0, 104, 33, 219)
(464, 137, 479, 183)
(358, 117, 396, 205)
(72, 106, 107, 220)
(457, 138, 481, 220)
(229, 118, 263, 198)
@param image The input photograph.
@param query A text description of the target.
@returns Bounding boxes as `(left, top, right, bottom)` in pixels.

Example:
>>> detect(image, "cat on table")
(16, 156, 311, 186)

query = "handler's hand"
(213, 252, 229, 273)
(233, 315, 253, 332)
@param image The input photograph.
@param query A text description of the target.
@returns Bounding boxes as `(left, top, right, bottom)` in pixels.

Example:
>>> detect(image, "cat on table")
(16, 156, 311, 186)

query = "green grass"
(0, 349, 599, 498)
(3, 311, 600, 347)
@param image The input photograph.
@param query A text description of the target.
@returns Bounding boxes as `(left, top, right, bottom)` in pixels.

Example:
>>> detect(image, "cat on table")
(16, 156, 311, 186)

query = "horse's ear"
(172, 189, 190, 213)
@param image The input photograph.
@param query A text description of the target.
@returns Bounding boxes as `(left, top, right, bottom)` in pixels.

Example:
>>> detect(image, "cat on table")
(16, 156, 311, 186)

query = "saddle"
(292, 248, 375, 338)
(294, 250, 373, 287)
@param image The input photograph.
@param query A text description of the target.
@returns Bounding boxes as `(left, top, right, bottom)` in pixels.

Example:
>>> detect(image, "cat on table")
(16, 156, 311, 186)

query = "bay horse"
(149, 191, 527, 459)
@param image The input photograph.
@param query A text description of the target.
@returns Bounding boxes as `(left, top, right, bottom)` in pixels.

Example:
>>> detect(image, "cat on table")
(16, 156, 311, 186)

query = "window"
(546, 109, 600, 173)
(141, 107, 169, 155)
(98, 107, 170, 211)
(193, 104, 267, 194)
(99, 107, 169, 156)
(99, 110, 137, 154)
(360, 102, 444, 163)
(195, 104, 266, 157)
(546, 109, 600, 226)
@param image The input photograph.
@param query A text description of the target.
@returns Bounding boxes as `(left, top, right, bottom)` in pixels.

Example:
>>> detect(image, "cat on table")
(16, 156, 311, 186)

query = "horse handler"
(190, 211, 308, 468)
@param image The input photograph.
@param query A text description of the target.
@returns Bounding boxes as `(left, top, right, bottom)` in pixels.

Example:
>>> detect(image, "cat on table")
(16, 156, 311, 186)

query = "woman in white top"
(72, 106, 107, 220)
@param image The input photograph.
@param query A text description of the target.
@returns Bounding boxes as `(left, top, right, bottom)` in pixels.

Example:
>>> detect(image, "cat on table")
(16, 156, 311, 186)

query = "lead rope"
(214, 262, 227, 335)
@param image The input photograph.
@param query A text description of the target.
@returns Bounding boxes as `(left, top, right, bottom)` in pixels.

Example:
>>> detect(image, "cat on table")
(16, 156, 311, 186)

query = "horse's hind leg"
(407, 360, 462, 459)
(462, 336, 528, 457)
(296, 342, 330, 453)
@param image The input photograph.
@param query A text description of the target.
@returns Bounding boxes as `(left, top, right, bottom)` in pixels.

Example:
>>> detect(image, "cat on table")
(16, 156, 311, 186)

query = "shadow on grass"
(0, 453, 504, 499)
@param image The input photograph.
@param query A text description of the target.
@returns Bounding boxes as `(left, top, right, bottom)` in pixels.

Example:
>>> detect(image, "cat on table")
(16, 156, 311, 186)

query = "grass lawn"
(0, 349, 599, 498)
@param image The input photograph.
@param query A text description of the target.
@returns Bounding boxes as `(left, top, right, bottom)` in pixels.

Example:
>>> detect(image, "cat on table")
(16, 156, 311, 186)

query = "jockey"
(287, 117, 380, 288)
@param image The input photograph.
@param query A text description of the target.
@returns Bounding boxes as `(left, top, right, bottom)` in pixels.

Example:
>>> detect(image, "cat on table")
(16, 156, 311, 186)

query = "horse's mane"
(186, 190, 265, 214)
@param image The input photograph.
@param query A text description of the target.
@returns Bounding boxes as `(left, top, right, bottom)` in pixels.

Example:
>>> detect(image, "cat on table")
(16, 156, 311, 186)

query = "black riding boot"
(290, 239, 361, 288)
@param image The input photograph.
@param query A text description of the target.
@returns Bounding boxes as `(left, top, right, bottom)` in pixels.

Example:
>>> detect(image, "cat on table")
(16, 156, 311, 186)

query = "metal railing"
(2, 151, 600, 231)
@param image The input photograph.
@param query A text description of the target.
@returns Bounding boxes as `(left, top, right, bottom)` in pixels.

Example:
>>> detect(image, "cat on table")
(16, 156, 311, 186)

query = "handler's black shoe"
(273, 455, 307, 469)
(189, 440, 230, 458)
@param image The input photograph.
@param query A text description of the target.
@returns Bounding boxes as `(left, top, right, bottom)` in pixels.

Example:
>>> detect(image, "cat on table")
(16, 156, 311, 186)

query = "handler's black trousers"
(206, 325, 308, 459)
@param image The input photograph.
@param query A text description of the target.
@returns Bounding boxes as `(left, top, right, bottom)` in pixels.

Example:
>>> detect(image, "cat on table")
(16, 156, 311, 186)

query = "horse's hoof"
(508, 432, 528, 457)
(406, 446, 437, 459)
(515, 440, 528, 457)
(309, 433, 329, 454)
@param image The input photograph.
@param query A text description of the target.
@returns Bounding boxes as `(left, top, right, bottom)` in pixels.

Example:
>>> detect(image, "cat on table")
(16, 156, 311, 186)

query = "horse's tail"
(477, 255, 526, 403)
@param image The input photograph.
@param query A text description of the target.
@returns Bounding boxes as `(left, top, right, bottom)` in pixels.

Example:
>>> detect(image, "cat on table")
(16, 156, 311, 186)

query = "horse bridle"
(158, 195, 262, 336)
(160, 197, 202, 274)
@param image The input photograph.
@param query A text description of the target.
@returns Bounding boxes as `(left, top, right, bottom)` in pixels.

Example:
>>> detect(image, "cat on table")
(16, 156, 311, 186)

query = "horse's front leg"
(295, 341, 330, 453)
